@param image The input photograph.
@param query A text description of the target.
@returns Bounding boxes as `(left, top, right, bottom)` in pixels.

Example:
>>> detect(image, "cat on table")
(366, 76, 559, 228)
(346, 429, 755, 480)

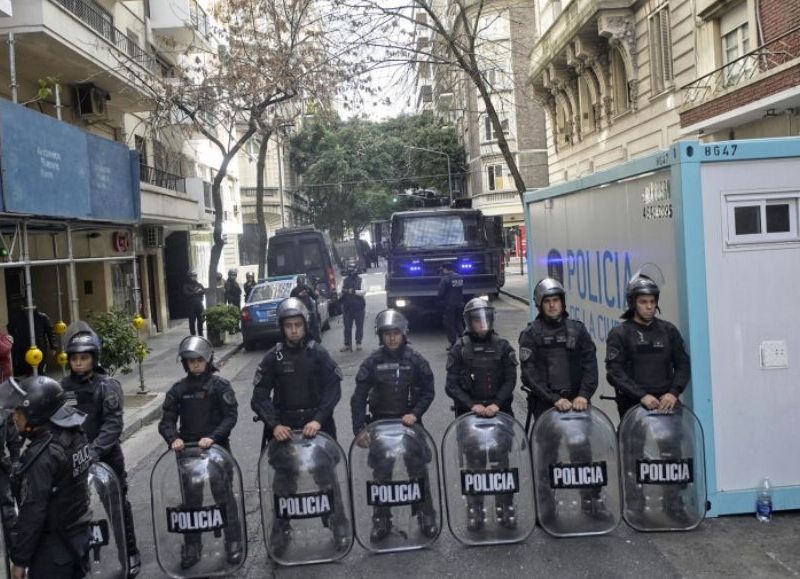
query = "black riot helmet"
(463, 297, 494, 334)
(625, 275, 660, 310)
(0, 376, 86, 429)
(177, 335, 216, 373)
(64, 321, 102, 370)
(375, 309, 409, 346)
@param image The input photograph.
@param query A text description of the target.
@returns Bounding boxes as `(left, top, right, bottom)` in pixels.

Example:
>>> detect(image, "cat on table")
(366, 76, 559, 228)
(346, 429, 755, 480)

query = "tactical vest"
(62, 374, 106, 442)
(530, 319, 583, 396)
(368, 350, 414, 418)
(273, 343, 322, 426)
(621, 321, 675, 394)
(176, 375, 218, 443)
(460, 335, 504, 402)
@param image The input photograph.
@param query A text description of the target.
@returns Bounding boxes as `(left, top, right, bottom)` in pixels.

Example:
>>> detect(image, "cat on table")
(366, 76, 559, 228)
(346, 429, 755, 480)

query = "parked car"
(267, 226, 343, 315)
(240, 275, 330, 350)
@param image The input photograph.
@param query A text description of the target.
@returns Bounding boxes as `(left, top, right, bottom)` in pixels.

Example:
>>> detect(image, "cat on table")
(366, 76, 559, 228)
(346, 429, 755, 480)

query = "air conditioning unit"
(74, 84, 108, 119)
(141, 225, 164, 248)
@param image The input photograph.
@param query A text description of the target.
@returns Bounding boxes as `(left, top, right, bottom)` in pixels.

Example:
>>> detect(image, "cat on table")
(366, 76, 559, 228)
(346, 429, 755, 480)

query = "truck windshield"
(394, 214, 482, 249)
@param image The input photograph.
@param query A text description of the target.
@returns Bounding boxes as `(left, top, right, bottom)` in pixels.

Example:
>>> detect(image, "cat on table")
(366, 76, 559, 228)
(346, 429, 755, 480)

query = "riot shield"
(619, 405, 706, 531)
(87, 462, 128, 577)
(348, 420, 442, 553)
(259, 431, 353, 565)
(441, 412, 535, 546)
(150, 445, 247, 578)
(531, 408, 621, 537)
(0, 510, 8, 579)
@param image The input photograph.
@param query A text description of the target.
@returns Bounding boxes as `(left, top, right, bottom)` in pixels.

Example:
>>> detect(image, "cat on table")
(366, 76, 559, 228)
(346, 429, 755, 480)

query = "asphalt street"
(121, 272, 800, 578)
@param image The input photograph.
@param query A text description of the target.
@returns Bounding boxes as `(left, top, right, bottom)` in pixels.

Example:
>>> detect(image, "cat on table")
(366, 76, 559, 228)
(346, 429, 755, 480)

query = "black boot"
(370, 508, 392, 542)
(269, 520, 291, 558)
(180, 543, 202, 570)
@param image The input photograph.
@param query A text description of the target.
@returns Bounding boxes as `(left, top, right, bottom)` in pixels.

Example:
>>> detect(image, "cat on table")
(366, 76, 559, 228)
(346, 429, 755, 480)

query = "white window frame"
(724, 192, 800, 247)
(611, 47, 631, 116)
(482, 114, 510, 143)
(720, 2, 753, 86)
(487, 163, 506, 191)
(649, 5, 673, 95)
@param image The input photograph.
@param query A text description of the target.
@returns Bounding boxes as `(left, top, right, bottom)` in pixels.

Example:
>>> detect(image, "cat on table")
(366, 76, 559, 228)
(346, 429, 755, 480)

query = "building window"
(726, 195, 799, 245)
(649, 5, 673, 94)
(487, 163, 507, 191)
(720, 2, 753, 86)
(611, 47, 630, 115)
(483, 115, 510, 142)
(577, 76, 594, 134)
(555, 101, 572, 146)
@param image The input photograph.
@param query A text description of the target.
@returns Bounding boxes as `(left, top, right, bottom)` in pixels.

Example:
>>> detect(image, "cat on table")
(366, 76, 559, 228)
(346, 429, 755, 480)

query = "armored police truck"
(385, 207, 504, 315)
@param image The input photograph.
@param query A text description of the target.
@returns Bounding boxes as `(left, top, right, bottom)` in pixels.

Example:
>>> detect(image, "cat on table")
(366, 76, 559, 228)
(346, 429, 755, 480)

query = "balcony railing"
(240, 187, 277, 198)
(683, 25, 800, 108)
(51, 0, 155, 72)
(140, 164, 186, 193)
(189, 0, 210, 38)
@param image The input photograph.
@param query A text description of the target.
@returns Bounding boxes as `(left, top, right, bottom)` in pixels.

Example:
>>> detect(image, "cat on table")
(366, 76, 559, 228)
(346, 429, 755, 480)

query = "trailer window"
(393, 214, 483, 249)
(726, 196, 798, 245)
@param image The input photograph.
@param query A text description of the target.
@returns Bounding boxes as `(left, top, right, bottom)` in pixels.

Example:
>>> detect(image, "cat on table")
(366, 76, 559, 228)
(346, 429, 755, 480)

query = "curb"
(500, 288, 530, 305)
(121, 392, 165, 442)
(218, 341, 245, 366)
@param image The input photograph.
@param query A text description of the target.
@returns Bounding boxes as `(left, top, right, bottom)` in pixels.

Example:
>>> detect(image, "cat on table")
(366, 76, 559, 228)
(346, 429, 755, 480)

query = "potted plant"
(204, 304, 241, 347)
(89, 310, 150, 376)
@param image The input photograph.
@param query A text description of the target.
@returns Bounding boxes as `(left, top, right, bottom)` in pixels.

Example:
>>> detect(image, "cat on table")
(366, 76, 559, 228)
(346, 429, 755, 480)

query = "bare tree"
(338, 0, 537, 198)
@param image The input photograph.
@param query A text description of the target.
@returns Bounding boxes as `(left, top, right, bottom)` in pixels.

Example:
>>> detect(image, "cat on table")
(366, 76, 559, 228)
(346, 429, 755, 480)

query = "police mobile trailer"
(523, 138, 800, 517)
(385, 207, 505, 314)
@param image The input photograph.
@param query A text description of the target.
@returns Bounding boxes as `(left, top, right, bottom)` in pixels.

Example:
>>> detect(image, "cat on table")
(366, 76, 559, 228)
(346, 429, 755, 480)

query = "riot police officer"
(158, 336, 242, 569)
(290, 275, 322, 343)
(351, 309, 437, 542)
(183, 271, 206, 336)
(243, 272, 257, 302)
(61, 323, 141, 577)
(340, 265, 366, 352)
(251, 297, 348, 555)
(605, 276, 691, 517)
(1, 376, 92, 579)
(445, 298, 518, 531)
(224, 269, 242, 309)
(438, 262, 464, 348)
(606, 275, 691, 419)
(519, 279, 601, 516)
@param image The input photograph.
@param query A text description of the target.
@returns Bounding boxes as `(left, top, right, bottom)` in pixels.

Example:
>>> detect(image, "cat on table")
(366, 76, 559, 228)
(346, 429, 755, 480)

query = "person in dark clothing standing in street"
(243, 272, 257, 303)
(605, 275, 691, 420)
(446, 298, 518, 531)
(251, 297, 348, 555)
(224, 269, 242, 309)
(438, 263, 464, 349)
(290, 275, 321, 342)
(351, 309, 438, 542)
(0, 406, 22, 540)
(158, 335, 242, 569)
(7, 301, 56, 377)
(1, 376, 92, 579)
(518, 278, 601, 517)
(61, 323, 141, 577)
(340, 266, 366, 352)
(183, 271, 206, 337)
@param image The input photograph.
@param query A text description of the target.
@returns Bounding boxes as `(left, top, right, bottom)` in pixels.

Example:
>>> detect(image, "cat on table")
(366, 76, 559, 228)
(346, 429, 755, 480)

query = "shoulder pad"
(104, 390, 121, 411)
(222, 389, 237, 406)
(356, 364, 370, 382)
(519, 346, 533, 362)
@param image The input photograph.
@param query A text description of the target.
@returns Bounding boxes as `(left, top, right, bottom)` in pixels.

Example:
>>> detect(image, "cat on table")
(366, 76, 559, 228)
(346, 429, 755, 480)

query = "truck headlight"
(395, 299, 408, 308)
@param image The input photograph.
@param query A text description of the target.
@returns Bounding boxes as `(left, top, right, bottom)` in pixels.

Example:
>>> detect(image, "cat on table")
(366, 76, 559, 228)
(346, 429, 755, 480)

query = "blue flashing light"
(407, 260, 423, 274)
(458, 260, 474, 272)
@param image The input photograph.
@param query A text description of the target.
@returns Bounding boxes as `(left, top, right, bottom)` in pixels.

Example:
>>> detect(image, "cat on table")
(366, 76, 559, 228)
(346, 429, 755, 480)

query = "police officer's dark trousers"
(343, 307, 365, 347)
(443, 307, 462, 347)
(28, 526, 91, 579)
(188, 304, 204, 337)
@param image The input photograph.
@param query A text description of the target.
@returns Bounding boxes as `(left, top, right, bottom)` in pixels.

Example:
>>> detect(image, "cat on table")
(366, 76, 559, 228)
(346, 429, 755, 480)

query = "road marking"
(766, 552, 800, 576)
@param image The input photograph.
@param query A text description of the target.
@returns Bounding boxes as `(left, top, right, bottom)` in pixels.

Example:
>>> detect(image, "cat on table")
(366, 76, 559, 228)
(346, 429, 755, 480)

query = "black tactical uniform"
(243, 274, 256, 303)
(351, 309, 437, 541)
(61, 324, 140, 576)
(251, 298, 347, 555)
(519, 279, 601, 517)
(340, 270, 366, 350)
(437, 265, 464, 347)
(2, 377, 92, 579)
(159, 368, 242, 567)
(183, 273, 205, 337)
(224, 270, 242, 309)
(0, 409, 22, 537)
(445, 299, 518, 531)
(605, 276, 691, 515)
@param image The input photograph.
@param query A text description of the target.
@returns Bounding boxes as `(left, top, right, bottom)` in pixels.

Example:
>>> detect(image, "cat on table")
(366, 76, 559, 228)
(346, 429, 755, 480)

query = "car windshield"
(248, 280, 294, 303)
(393, 214, 483, 249)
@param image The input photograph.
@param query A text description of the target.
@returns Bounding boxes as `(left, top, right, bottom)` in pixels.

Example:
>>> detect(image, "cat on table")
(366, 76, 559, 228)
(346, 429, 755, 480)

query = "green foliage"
(203, 305, 241, 334)
(89, 310, 150, 376)
(290, 114, 465, 238)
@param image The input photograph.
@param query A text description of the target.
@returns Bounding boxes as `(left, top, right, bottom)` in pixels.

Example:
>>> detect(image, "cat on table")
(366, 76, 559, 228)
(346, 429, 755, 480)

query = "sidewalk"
(501, 258, 530, 304)
(111, 321, 242, 441)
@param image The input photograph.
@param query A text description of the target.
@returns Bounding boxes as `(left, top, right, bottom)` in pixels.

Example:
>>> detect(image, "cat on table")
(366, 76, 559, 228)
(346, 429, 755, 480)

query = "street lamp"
(404, 145, 453, 202)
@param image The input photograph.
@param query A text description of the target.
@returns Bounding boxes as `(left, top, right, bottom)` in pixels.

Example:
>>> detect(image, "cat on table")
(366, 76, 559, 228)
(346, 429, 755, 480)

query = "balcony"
(471, 191, 522, 216)
(0, 0, 154, 109)
(680, 25, 800, 131)
(140, 165, 186, 193)
(150, 0, 213, 48)
(240, 187, 278, 199)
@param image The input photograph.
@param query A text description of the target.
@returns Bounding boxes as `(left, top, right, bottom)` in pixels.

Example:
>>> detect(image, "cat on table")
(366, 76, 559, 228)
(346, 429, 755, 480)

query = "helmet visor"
(466, 308, 494, 333)
(0, 378, 26, 411)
